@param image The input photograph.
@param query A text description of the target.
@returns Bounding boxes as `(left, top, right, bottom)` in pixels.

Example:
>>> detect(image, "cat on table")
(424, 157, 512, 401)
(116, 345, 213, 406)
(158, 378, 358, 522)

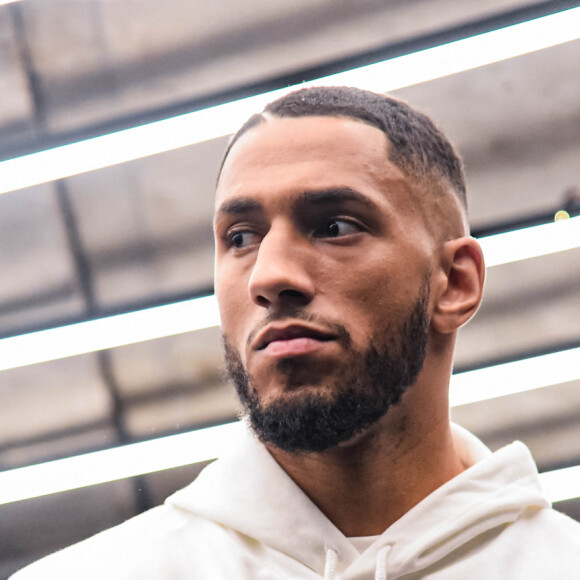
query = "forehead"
(215, 116, 409, 209)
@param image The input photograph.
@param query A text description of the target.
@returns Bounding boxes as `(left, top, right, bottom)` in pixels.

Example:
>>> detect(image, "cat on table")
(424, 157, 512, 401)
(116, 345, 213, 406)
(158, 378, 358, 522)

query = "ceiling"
(1, 0, 579, 576)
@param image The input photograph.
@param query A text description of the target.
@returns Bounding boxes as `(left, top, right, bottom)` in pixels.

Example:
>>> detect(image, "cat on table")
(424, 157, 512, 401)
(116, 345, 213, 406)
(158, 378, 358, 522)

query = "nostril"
(279, 289, 305, 299)
(255, 295, 270, 307)
(254, 289, 308, 309)
(278, 288, 311, 306)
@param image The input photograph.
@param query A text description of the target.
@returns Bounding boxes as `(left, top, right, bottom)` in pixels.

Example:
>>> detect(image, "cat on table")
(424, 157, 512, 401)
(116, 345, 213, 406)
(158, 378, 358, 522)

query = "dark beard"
(223, 281, 430, 453)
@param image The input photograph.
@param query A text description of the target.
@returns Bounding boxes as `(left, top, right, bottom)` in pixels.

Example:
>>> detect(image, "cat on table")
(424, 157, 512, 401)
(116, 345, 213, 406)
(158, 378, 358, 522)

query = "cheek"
(333, 262, 420, 336)
(215, 276, 247, 343)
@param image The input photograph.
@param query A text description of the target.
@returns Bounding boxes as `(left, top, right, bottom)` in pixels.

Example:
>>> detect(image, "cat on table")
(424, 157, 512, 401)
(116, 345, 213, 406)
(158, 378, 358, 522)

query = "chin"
(256, 377, 337, 407)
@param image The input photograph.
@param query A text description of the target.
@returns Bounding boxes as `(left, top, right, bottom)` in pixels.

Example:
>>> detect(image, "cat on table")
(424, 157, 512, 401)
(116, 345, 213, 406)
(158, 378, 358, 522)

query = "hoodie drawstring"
(375, 545, 392, 580)
(324, 546, 338, 580)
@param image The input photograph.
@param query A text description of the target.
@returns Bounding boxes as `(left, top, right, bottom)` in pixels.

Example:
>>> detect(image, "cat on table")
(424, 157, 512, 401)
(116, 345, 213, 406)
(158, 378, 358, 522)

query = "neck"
(267, 394, 463, 537)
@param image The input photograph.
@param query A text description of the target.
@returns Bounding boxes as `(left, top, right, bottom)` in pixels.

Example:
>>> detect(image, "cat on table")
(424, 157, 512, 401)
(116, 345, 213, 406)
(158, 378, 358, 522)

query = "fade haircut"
(219, 86, 467, 211)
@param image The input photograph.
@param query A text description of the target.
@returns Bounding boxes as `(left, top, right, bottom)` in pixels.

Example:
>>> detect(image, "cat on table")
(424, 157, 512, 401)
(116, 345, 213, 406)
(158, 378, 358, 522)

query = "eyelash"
(313, 217, 364, 238)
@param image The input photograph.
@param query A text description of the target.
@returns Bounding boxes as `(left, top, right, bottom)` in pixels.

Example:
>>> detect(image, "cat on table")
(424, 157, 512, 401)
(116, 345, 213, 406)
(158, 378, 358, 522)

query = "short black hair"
(219, 86, 467, 211)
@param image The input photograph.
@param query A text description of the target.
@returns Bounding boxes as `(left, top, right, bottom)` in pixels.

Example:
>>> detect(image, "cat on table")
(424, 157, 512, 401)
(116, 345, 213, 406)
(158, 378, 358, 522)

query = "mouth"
(253, 323, 337, 352)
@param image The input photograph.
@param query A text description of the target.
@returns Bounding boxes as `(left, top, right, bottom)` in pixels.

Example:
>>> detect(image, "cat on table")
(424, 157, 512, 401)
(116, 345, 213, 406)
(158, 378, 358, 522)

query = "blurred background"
(0, 0, 579, 576)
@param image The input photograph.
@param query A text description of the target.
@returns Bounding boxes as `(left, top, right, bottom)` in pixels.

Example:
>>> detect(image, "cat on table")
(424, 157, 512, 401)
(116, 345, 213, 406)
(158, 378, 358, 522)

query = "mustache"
(245, 310, 352, 351)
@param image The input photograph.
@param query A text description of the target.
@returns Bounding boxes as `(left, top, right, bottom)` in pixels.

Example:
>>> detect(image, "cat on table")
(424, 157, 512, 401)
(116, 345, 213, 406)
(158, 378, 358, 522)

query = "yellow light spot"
(554, 210, 571, 221)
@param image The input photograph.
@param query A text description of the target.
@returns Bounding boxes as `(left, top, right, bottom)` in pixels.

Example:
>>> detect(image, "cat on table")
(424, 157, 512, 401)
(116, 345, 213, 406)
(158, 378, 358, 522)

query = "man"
(13, 87, 580, 579)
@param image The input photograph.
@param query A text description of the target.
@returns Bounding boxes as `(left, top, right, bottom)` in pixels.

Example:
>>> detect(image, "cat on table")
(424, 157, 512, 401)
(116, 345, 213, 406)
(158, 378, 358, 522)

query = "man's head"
(213, 86, 484, 453)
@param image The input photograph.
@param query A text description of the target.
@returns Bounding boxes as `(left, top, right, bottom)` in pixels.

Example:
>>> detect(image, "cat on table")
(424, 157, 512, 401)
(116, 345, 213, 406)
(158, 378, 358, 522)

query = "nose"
(248, 226, 315, 309)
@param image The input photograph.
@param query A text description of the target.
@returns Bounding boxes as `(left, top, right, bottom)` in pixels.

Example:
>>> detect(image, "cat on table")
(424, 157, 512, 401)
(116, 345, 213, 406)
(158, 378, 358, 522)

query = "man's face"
(214, 116, 438, 452)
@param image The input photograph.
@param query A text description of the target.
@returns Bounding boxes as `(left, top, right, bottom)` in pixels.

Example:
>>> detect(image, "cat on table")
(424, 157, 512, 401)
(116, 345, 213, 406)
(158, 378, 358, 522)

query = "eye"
(316, 218, 363, 238)
(226, 229, 261, 249)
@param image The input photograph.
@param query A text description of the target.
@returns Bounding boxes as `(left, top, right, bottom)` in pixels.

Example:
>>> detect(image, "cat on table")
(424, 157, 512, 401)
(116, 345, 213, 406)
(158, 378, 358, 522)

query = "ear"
(431, 237, 485, 334)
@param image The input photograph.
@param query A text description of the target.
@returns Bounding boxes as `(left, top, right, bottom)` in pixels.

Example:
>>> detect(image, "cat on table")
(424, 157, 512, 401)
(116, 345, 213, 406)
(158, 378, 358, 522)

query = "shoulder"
(503, 506, 580, 551)
(501, 507, 580, 572)
(523, 506, 580, 542)
(9, 503, 218, 580)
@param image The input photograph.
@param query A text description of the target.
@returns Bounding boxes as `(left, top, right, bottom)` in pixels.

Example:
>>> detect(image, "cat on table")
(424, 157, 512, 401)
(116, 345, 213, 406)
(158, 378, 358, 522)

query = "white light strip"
(0, 422, 242, 505)
(0, 216, 577, 371)
(1, 7, 580, 195)
(539, 464, 580, 504)
(0, 419, 578, 505)
(0, 295, 220, 372)
(478, 216, 580, 267)
(449, 347, 580, 407)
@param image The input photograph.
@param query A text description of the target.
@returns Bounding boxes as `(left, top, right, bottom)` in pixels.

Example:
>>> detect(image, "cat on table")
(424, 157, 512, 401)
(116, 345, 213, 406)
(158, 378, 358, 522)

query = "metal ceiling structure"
(1, 0, 579, 576)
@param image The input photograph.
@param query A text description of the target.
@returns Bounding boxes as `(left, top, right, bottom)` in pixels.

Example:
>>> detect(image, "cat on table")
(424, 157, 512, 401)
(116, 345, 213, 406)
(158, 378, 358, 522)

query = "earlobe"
(431, 237, 485, 334)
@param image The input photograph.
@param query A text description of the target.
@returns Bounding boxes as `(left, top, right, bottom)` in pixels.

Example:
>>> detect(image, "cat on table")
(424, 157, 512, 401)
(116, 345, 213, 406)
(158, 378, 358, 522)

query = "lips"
(253, 324, 336, 351)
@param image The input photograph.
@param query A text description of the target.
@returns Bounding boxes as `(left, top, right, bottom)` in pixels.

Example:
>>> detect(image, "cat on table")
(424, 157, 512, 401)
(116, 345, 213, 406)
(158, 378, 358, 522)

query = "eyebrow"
(215, 187, 381, 219)
(215, 198, 263, 217)
(295, 188, 381, 213)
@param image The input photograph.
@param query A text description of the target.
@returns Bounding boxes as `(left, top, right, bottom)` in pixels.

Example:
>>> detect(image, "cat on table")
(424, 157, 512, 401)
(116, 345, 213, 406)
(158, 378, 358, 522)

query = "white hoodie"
(12, 423, 580, 579)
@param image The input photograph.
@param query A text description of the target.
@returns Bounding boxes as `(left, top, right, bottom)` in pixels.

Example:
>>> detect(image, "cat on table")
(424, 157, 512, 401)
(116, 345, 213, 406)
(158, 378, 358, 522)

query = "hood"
(167, 422, 549, 579)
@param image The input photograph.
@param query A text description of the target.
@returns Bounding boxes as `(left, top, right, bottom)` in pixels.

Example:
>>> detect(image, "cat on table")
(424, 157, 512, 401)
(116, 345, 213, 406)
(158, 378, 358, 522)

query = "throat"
(267, 417, 464, 537)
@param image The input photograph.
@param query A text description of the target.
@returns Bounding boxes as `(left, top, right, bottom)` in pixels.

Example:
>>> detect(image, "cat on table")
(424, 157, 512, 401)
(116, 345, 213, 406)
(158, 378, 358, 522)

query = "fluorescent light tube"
(0, 421, 242, 505)
(0, 419, 578, 505)
(0, 295, 220, 372)
(1, 6, 580, 194)
(449, 347, 580, 407)
(478, 216, 580, 267)
(1, 323, 577, 400)
(539, 464, 580, 504)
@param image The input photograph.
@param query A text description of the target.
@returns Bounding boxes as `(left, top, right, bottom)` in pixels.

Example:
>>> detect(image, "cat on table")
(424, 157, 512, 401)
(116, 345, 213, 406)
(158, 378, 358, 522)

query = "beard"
(223, 280, 430, 453)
